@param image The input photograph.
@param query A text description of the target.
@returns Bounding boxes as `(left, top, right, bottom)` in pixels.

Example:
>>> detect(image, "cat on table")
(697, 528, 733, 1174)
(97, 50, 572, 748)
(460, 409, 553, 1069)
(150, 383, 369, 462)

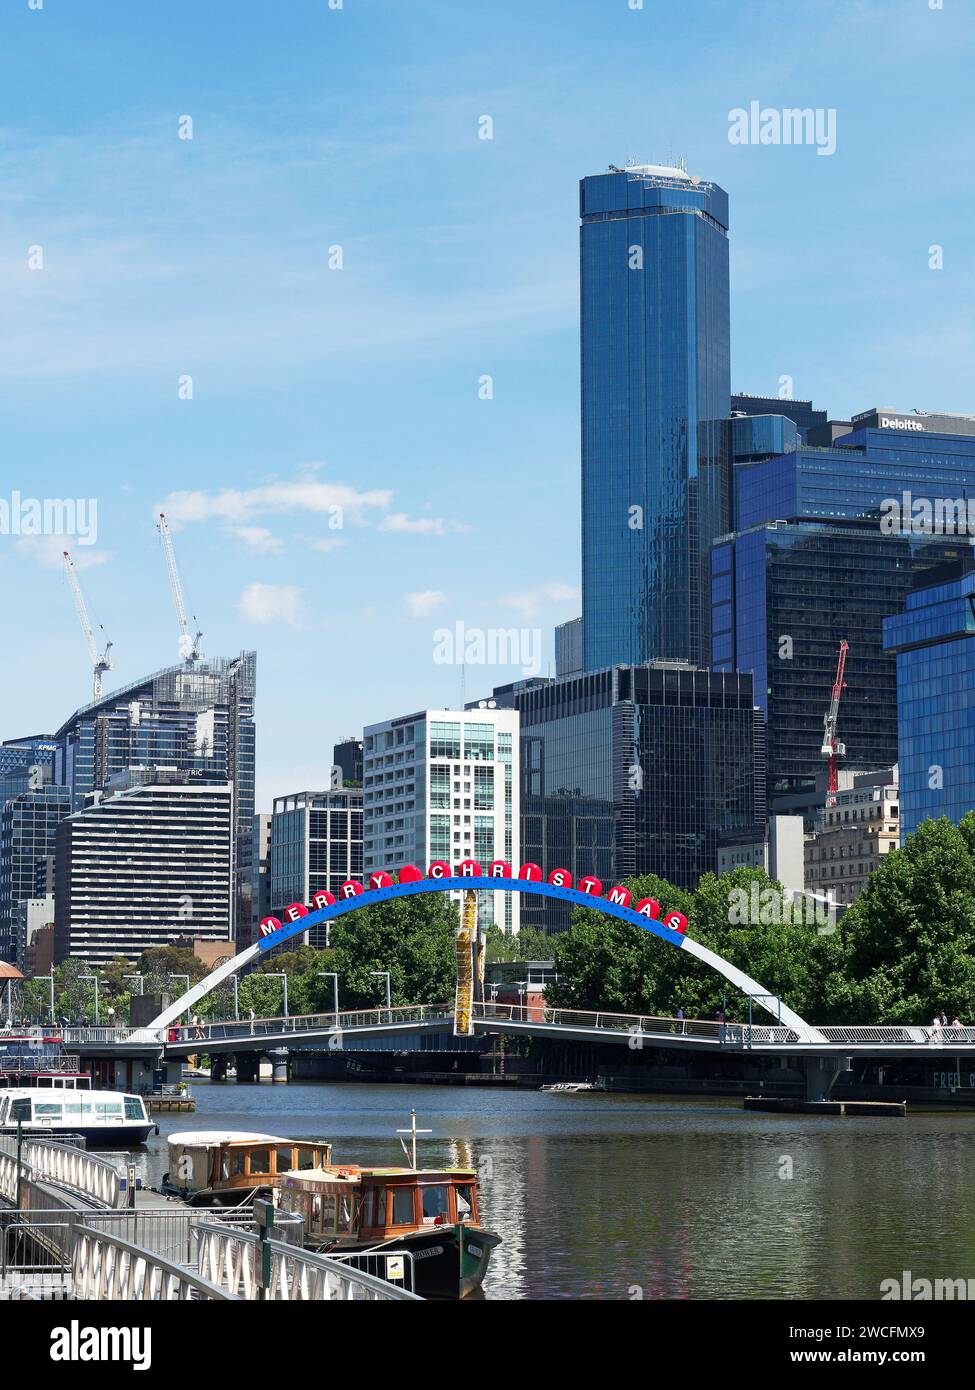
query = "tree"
(484, 924, 550, 963)
(323, 895, 458, 1009)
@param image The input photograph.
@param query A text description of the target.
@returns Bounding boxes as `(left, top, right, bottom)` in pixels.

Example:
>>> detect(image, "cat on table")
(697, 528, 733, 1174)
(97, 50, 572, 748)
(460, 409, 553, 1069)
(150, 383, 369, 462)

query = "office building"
(580, 163, 730, 671)
(512, 664, 764, 932)
(730, 393, 827, 441)
(804, 770, 900, 907)
(362, 707, 520, 933)
(0, 785, 71, 963)
(716, 814, 806, 899)
(332, 738, 363, 786)
(269, 789, 363, 949)
(555, 618, 583, 678)
(53, 653, 256, 941)
(54, 774, 233, 965)
(884, 556, 975, 836)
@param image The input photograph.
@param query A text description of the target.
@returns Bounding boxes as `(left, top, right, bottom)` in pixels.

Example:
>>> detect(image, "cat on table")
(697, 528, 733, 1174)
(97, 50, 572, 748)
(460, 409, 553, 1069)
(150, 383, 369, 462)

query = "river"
(120, 1080, 975, 1300)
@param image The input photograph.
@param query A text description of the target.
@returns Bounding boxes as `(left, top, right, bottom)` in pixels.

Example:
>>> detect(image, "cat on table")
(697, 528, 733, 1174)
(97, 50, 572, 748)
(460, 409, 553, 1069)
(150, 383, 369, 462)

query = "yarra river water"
(120, 1081, 975, 1300)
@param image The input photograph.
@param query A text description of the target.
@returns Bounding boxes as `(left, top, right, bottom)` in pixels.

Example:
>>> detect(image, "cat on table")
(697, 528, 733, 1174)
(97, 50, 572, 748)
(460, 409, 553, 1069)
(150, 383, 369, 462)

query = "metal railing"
(0, 1135, 121, 1207)
(193, 1222, 422, 1300)
(0, 1055, 81, 1075)
(72, 1223, 239, 1300)
(1, 1205, 257, 1271)
(328, 1246, 417, 1295)
(172, 1004, 454, 1045)
(816, 1025, 975, 1046)
(473, 1002, 800, 1045)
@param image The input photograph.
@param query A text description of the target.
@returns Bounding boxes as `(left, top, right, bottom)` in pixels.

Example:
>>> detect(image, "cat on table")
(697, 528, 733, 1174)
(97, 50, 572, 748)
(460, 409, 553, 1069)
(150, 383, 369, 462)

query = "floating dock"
(744, 1096, 906, 1117)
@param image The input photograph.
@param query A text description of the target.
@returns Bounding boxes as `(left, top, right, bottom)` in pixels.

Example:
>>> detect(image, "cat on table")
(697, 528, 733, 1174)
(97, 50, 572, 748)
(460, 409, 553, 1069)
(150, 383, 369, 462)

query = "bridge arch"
(145, 870, 818, 1041)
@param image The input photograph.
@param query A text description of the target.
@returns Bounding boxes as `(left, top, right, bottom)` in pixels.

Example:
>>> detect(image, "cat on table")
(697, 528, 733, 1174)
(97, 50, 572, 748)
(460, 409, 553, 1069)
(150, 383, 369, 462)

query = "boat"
(0, 1086, 154, 1146)
(0, 1033, 88, 1089)
(276, 1163, 500, 1299)
(161, 1131, 332, 1205)
(540, 1081, 599, 1093)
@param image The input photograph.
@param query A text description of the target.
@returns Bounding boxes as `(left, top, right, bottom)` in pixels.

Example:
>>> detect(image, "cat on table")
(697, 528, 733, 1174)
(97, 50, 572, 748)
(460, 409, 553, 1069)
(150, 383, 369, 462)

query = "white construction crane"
(62, 550, 114, 701)
(157, 512, 204, 664)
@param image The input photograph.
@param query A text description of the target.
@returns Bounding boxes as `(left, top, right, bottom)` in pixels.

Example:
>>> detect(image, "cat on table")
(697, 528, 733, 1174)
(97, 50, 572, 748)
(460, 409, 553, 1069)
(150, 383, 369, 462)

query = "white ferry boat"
(0, 1086, 155, 1146)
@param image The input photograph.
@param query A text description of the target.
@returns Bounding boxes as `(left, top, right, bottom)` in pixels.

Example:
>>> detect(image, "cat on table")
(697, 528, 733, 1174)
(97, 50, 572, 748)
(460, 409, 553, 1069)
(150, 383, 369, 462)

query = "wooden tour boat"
(162, 1131, 331, 1205)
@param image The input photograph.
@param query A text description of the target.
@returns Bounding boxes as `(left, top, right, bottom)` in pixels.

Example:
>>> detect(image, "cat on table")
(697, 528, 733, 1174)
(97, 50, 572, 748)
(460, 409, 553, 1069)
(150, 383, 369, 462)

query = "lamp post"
(168, 975, 190, 1029)
(231, 973, 239, 1021)
(34, 974, 55, 1024)
(124, 973, 144, 995)
(265, 973, 289, 1022)
(79, 973, 100, 1027)
(371, 971, 391, 1021)
(317, 972, 339, 1020)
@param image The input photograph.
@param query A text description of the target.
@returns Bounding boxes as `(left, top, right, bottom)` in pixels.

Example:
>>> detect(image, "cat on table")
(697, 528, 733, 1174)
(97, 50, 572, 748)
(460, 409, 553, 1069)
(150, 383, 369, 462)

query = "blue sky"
(1, 0, 972, 809)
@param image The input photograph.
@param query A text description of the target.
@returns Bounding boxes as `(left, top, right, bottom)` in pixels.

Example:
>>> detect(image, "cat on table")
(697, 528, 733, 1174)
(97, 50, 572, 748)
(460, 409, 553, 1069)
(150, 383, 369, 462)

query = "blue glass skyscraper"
(580, 164, 730, 669)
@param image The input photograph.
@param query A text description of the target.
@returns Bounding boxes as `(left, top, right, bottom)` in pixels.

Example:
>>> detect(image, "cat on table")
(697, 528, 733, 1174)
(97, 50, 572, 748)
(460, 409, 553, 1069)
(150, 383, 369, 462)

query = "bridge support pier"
(801, 1055, 852, 1101)
(269, 1048, 290, 1084)
(210, 1054, 229, 1083)
(235, 1052, 260, 1084)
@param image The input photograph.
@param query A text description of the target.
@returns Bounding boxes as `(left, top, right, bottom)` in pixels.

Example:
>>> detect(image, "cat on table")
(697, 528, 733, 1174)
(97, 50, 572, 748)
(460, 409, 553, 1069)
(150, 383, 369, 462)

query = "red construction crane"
(821, 640, 849, 805)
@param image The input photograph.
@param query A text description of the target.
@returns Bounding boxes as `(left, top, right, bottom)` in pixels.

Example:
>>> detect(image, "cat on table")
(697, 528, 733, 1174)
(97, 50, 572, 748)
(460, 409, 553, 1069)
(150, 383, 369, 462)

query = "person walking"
(716, 1006, 727, 1044)
(248, 1007, 256, 1036)
(676, 1006, 686, 1036)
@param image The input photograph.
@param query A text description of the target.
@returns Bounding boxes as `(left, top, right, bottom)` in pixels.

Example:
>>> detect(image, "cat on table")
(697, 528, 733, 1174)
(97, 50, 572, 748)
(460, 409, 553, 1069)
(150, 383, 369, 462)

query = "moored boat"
(0, 1086, 154, 1146)
(161, 1131, 331, 1204)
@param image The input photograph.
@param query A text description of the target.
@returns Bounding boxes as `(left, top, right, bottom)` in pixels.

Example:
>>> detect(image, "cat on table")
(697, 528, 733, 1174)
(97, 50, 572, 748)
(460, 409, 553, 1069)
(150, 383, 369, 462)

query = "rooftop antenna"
(157, 512, 204, 664)
(63, 550, 114, 701)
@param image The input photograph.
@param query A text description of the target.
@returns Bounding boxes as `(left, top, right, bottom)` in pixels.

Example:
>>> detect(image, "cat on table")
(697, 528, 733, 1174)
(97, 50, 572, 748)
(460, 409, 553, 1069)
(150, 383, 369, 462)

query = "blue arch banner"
(257, 875, 689, 955)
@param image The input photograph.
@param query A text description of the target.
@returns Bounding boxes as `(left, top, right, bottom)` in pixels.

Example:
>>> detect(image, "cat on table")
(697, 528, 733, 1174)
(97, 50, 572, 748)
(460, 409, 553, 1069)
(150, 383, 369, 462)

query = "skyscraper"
(269, 788, 363, 949)
(580, 163, 730, 670)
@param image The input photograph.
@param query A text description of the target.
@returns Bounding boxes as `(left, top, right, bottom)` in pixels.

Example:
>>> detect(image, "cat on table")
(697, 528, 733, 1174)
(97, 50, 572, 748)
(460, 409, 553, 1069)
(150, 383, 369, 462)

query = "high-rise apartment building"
(0, 784, 71, 963)
(269, 789, 363, 949)
(580, 163, 730, 671)
(54, 773, 233, 965)
(362, 707, 520, 933)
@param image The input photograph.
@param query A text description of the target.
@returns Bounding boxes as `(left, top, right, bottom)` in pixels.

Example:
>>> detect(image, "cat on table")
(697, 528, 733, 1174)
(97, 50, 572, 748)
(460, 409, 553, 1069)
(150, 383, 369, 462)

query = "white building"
(363, 705, 520, 934)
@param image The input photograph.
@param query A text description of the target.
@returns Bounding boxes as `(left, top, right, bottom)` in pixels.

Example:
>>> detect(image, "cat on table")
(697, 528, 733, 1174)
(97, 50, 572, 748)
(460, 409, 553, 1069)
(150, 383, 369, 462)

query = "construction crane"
(821, 639, 849, 806)
(157, 512, 204, 664)
(63, 550, 114, 701)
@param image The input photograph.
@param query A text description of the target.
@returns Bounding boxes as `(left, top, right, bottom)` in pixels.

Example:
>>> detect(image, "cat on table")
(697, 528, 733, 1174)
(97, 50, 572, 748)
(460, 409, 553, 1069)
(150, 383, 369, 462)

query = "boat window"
(221, 1152, 231, 1181)
(321, 1194, 337, 1230)
(232, 1151, 246, 1177)
(34, 1103, 63, 1119)
(296, 1146, 317, 1170)
(124, 1098, 145, 1120)
(311, 1194, 322, 1229)
(420, 1185, 450, 1224)
(248, 1148, 271, 1176)
(391, 1187, 415, 1226)
(275, 1147, 293, 1174)
(374, 1188, 387, 1227)
(11, 1098, 32, 1121)
(456, 1184, 475, 1222)
(337, 1193, 354, 1233)
(95, 1101, 123, 1119)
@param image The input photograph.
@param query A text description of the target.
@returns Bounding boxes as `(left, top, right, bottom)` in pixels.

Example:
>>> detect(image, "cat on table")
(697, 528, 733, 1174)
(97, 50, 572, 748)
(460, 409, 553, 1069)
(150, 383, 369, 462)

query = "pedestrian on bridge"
(248, 1007, 256, 1035)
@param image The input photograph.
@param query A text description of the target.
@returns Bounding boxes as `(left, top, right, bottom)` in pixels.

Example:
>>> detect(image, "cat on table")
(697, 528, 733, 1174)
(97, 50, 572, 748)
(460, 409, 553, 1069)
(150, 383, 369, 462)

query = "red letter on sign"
(456, 859, 482, 877)
(284, 902, 309, 923)
(663, 911, 688, 935)
(605, 885, 632, 908)
(518, 863, 543, 881)
(577, 875, 603, 896)
(488, 860, 512, 878)
(369, 871, 393, 890)
(398, 864, 423, 883)
(547, 868, 572, 889)
(635, 897, 661, 919)
(428, 860, 450, 879)
(339, 880, 364, 899)
(259, 916, 282, 937)
(310, 890, 335, 912)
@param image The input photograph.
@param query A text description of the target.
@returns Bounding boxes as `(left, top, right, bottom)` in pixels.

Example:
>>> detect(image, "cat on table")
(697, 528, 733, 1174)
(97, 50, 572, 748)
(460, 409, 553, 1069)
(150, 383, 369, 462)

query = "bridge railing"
(192, 1221, 422, 1300)
(58, 1026, 166, 1046)
(0, 1135, 121, 1208)
(0, 1205, 257, 1271)
(473, 1002, 800, 1045)
(72, 1223, 239, 1301)
(815, 1025, 975, 1045)
(170, 1003, 454, 1044)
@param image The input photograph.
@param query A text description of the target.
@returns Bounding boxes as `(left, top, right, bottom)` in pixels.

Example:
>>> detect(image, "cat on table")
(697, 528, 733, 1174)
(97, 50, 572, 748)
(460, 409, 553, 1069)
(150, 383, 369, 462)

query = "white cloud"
(238, 582, 305, 626)
(500, 582, 580, 617)
(378, 513, 471, 536)
(159, 476, 390, 528)
(15, 535, 109, 570)
(404, 589, 446, 618)
(307, 537, 346, 553)
(225, 525, 283, 554)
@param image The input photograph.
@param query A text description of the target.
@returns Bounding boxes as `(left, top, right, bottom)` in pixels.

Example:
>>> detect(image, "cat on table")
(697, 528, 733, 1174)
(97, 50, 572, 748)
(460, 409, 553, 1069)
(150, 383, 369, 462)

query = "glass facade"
(269, 789, 363, 949)
(730, 394, 827, 441)
(580, 167, 730, 670)
(514, 664, 762, 931)
(884, 568, 975, 835)
(0, 787, 71, 962)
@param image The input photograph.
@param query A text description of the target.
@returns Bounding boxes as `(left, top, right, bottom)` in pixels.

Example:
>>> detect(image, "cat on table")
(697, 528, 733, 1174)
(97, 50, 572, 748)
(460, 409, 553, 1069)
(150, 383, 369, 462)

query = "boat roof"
(281, 1165, 477, 1182)
(167, 1130, 313, 1147)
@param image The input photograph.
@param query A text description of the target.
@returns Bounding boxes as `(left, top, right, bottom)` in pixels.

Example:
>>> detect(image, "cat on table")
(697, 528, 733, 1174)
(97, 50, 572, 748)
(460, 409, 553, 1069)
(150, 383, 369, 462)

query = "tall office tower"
(332, 738, 363, 786)
(239, 812, 272, 951)
(580, 163, 730, 671)
(712, 412, 975, 802)
(54, 773, 233, 965)
(362, 707, 520, 934)
(730, 394, 828, 442)
(269, 789, 363, 949)
(554, 618, 583, 678)
(513, 664, 763, 933)
(53, 652, 256, 941)
(884, 553, 975, 836)
(0, 785, 71, 963)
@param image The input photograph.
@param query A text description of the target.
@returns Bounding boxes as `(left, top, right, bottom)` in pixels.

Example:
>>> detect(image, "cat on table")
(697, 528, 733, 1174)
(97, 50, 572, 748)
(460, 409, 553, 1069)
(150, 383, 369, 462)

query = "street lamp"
(317, 972, 339, 1020)
(124, 973, 144, 996)
(371, 971, 391, 1020)
(264, 973, 289, 1022)
(34, 974, 55, 1024)
(79, 974, 100, 1027)
(168, 975, 190, 1028)
(230, 973, 239, 1021)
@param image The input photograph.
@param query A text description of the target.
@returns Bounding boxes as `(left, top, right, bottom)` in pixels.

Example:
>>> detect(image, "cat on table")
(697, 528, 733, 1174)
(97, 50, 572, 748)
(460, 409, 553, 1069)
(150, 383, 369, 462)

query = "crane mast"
(821, 639, 849, 805)
(63, 550, 114, 701)
(157, 512, 203, 664)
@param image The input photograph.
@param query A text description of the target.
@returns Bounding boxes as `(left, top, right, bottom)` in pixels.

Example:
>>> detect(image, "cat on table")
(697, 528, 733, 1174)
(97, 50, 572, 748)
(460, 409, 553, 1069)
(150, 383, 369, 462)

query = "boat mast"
(396, 1109, 431, 1170)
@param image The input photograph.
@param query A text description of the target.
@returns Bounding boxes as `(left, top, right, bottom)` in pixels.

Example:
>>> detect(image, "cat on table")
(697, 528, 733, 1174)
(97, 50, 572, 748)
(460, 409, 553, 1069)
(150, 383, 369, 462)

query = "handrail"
(0, 1135, 121, 1207)
(473, 1002, 799, 1044)
(171, 1004, 454, 1044)
(72, 1223, 239, 1300)
(192, 1222, 422, 1300)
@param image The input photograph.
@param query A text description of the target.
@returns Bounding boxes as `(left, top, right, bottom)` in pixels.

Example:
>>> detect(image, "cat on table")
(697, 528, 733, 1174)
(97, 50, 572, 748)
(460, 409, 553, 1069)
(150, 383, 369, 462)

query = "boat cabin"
(164, 1131, 332, 1203)
(277, 1166, 481, 1246)
(0, 1035, 87, 1088)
